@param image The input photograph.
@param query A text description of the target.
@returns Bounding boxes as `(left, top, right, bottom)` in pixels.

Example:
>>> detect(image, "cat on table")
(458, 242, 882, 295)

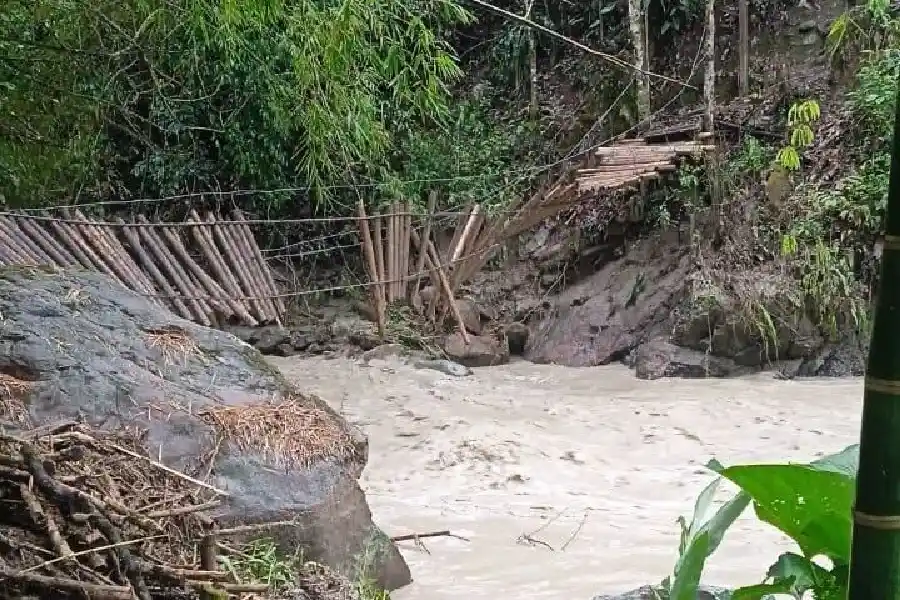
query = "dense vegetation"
(0, 0, 712, 218)
(3, 0, 898, 332)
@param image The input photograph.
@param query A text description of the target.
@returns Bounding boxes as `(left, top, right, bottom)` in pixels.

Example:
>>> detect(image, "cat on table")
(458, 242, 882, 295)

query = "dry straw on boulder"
(201, 395, 359, 469)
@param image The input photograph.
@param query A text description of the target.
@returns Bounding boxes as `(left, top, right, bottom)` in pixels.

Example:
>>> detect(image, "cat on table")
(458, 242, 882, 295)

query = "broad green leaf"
(810, 444, 859, 477)
(670, 530, 710, 600)
(731, 581, 793, 600)
(721, 464, 855, 561)
(670, 482, 750, 600)
(766, 552, 825, 594)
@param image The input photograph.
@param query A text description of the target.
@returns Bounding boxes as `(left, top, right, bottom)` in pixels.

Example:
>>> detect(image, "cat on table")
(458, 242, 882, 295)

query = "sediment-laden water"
(271, 356, 861, 600)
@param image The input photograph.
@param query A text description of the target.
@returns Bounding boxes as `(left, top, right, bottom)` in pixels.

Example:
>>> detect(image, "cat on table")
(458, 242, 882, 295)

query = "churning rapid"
(271, 355, 861, 600)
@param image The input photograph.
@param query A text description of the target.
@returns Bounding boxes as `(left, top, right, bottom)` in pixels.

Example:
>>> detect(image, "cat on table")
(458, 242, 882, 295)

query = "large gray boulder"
(0, 266, 410, 591)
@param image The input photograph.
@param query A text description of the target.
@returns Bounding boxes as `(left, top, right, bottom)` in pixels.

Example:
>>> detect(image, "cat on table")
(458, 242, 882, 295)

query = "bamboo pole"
(846, 82, 900, 600)
(212, 214, 271, 323)
(71, 210, 143, 293)
(356, 199, 385, 336)
(411, 192, 437, 304)
(231, 210, 285, 321)
(160, 225, 257, 326)
(444, 205, 472, 264)
(410, 228, 469, 344)
(89, 214, 163, 303)
(52, 212, 121, 281)
(1, 217, 52, 265)
(373, 214, 386, 312)
(401, 201, 413, 301)
(43, 215, 98, 270)
(386, 204, 396, 303)
(135, 216, 211, 325)
(119, 219, 193, 320)
(228, 220, 279, 324)
(0, 222, 31, 264)
(187, 211, 250, 320)
(15, 217, 77, 266)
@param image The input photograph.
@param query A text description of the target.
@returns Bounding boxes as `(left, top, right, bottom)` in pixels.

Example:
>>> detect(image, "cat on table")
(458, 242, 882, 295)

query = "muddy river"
(270, 356, 862, 600)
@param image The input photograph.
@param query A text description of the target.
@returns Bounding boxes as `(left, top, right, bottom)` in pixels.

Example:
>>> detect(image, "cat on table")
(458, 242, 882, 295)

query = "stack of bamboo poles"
(576, 138, 714, 193)
(0, 210, 284, 327)
(353, 136, 715, 343)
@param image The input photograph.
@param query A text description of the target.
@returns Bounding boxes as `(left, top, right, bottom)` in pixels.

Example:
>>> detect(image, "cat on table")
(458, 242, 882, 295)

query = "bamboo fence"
(355, 136, 713, 339)
(0, 210, 285, 327)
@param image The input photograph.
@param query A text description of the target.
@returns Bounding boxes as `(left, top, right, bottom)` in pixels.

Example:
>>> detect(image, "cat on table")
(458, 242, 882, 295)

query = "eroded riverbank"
(270, 356, 861, 600)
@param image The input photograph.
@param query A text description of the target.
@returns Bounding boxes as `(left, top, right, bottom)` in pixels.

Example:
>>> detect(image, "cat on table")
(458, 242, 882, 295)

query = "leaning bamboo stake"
(410, 192, 437, 304)
(410, 228, 469, 344)
(231, 210, 285, 321)
(135, 217, 211, 325)
(0, 222, 31, 264)
(119, 219, 193, 320)
(2, 217, 52, 265)
(94, 216, 162, 303)
(373, 213, 386, 313)
(53, 212, 122, 281)
(0, 218, 41, 264)
(16, 216, 77, 266)
(449, 204, 481, 277)
(226, 219, 278, 324)
(160, 225, 257, 326)
(72, 210, 144, 294)
(444, 205, 472, 264)
(187, 211, 249, 319)
(43, 215, 98, 270)
(209, 213, 269, 323)
(356, 199, 385, 336)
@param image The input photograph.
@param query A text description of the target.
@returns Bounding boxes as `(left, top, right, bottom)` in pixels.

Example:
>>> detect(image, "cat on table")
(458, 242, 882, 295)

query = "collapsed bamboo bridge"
(356, 134, 713, 339)
(0, 135, 711, 334)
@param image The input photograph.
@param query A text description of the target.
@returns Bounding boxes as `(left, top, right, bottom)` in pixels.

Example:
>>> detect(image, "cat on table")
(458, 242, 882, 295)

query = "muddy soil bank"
(270, 354, 861, 600)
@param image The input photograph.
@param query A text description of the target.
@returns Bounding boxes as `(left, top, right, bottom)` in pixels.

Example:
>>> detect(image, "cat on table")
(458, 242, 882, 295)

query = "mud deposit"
(270, 356, 861, 600)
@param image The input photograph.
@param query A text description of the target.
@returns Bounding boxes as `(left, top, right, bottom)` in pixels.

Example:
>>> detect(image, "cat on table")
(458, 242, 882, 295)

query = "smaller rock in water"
(442, 331, 510, 367)
(362, 343, 406, 362)
(505, 322, 529, 356)
(413, 359, 473, 377)
(634, 337, 740, 380)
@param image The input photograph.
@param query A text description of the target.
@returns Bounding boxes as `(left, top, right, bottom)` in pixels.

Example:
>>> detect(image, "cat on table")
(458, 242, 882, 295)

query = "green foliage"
(390, 95, 540, 214)
(775, 100, 820, 172)
(669, 446, 860, 600)
(662, 476, 750, 600)
(219, 538, 302, 590)
(0, 0, 471, 210)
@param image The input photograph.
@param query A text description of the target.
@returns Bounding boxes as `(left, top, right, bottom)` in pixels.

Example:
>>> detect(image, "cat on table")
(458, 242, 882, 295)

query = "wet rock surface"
(525, 235, 692, 367)
(0, 267, 410, 591)
(442, 331, 511, 367)
(592, 585, 731, 600)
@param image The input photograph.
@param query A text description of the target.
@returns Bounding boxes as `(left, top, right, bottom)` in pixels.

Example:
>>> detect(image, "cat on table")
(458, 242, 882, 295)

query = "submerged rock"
(442, 331, 510, 367)
(592, 584, 731, 600)
(0, 267, 410, 591)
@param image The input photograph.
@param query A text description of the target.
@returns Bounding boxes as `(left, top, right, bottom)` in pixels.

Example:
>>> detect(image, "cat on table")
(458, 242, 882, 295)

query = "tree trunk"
(628, 0, 650, 120)
(847, 81, 900, 600)
(524, 0, 538, 119)
(703, 0, 721, 246)
(738, 0, 749, 95)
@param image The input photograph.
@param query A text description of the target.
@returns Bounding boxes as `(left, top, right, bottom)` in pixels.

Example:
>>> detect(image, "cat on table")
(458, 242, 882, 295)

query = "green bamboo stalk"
(847, 83, 900, 600)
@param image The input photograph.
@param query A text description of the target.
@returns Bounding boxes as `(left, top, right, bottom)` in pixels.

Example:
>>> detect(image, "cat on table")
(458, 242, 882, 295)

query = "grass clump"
(220, 537, 393, 600)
